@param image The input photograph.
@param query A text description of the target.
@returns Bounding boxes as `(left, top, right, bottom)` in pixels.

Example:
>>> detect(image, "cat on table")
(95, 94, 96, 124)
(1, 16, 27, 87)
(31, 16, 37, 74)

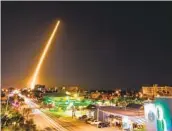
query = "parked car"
(90, 120, 101, 125)
(79, 115, 87, 120)
(85, 118, 94, 124)
(98, 122, 110, 128)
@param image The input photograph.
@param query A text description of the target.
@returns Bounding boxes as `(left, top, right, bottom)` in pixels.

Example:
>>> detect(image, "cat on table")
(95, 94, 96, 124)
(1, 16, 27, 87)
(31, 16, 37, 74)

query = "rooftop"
(99, 106, 144, 117)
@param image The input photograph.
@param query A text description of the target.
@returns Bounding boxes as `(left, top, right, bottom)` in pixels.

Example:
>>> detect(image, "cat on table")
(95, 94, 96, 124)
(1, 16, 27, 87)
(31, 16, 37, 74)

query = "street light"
(74, 94, 78, 98)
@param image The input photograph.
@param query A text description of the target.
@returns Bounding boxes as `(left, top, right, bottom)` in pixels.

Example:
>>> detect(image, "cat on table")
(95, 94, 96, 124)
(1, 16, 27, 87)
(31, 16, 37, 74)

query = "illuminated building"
(142, 84, 172, 97)
(144, 97, 172, 131)
(90, 91, 101, 99)
(1, 96, 7, 104)
(34, 84, 45, 92)
(97, 105, 145, 130)
(58, 86, 82, 93)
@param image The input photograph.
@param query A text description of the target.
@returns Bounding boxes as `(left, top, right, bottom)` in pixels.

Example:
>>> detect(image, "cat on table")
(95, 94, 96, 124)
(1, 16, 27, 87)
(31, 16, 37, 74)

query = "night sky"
(2, 2, 172, 90)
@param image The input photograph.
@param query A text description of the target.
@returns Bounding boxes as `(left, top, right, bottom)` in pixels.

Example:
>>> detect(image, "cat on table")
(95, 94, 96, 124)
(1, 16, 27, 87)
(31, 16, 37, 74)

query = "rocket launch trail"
(30, 21, 60, 89)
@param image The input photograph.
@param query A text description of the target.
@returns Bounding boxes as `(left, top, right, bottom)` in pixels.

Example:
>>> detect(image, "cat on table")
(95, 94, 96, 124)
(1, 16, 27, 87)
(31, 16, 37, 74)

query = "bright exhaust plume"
(30, 21, 60, 89)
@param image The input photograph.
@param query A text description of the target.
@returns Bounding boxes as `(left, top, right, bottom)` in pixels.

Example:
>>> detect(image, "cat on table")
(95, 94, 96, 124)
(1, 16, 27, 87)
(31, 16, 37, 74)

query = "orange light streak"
(30, 21, 60, 89)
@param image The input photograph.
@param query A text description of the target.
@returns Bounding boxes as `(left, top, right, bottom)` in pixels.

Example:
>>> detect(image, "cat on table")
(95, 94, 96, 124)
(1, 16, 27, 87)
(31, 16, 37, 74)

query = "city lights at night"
(1, 1, 172, 131)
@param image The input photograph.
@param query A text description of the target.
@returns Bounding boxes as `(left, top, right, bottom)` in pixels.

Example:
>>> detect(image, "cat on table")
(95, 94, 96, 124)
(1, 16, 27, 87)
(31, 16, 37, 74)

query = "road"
(20, 94, 68, 131)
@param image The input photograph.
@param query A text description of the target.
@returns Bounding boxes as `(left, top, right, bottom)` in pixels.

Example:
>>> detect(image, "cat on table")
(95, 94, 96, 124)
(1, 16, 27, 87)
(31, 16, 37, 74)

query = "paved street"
(20, 94, 68, 131)
(32, 114, 57, 131)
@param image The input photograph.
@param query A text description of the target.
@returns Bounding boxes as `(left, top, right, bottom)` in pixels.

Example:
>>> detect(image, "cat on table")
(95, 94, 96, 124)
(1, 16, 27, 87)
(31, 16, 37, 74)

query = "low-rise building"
(97, 105, 145, 130)
(90, 91, 101, 99)
(34, 84, 46, 92)
(142, 84, 172, 97)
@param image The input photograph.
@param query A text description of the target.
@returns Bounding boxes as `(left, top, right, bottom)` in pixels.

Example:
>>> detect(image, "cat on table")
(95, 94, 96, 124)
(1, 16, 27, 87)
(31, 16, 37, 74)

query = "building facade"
(97, 106, 145, 130)
(34, 84, 46, 92)
(144, 97, 172, 131)
(142, 84, 172, 97)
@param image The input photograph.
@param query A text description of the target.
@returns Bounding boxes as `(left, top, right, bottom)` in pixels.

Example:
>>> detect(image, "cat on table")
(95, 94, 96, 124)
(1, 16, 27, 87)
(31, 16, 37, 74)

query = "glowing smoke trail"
(30, 21, 60, 89)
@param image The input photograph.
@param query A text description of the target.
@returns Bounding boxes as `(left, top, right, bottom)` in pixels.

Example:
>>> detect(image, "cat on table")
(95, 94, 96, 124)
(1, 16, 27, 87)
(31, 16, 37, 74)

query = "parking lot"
(44, 110, 122, 131)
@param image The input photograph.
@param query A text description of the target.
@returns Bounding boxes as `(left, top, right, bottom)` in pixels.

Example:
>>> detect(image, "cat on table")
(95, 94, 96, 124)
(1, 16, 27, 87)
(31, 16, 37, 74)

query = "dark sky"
(2, 2, 172, 90)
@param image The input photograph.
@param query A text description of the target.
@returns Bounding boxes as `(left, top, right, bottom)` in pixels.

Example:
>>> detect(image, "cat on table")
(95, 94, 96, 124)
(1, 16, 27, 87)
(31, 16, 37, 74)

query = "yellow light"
(157, 94, 160, 97)
(66, 96, 69, 100)
(12, 122, 16, 125)
(30, 21, 60, 89)
(74, 94, 78, 97)
(66, 91, 71, 95)
(13, 90, 19, 94)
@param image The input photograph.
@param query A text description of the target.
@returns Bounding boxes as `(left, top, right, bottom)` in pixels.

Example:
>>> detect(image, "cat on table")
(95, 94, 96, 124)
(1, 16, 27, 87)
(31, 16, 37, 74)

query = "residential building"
(142, 84, 172, 97)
